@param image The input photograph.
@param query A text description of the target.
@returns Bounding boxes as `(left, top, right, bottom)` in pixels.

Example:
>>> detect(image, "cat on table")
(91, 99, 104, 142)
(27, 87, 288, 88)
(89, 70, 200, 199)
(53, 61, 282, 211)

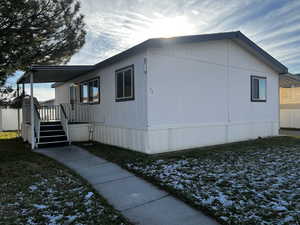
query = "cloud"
(6, 0, 300, 92)
(68, 0, 300, 72)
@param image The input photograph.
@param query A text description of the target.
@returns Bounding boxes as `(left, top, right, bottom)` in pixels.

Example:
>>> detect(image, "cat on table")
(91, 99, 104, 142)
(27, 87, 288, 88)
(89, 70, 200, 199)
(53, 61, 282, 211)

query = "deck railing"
(60, 104, 70, 143)
(23, 103, 90, 123)
(39, 105, 60, 121)
(61, 103, 90, 123)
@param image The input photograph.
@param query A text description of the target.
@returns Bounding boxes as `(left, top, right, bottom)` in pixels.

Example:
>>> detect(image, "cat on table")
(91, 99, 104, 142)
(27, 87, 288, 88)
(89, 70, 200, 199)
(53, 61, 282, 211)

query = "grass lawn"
(78, 136, 300, 225)
(0, 132, 132, 225)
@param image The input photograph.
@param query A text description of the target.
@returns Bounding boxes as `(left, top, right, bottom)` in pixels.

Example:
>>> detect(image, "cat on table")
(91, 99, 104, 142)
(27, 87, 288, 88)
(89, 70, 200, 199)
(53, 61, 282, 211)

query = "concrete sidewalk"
(37, 145, 219, 225)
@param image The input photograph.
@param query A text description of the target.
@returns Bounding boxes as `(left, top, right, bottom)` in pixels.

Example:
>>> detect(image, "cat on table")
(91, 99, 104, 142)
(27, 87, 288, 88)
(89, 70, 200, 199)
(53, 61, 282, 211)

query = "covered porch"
(17, 65, 95, 149)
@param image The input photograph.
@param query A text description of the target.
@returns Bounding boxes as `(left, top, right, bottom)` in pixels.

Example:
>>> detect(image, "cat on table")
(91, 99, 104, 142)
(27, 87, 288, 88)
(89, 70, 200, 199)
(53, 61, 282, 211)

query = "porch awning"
(280, 74, 300, 88)
(17, 65, 95, 84)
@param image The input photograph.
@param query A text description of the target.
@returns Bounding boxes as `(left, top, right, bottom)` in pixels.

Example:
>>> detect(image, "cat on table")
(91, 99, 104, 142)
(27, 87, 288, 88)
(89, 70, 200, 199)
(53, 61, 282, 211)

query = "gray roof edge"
(94, 40, 150, 69)
(281, 73, 300, 81)
(235, 32, 288, 74)
(147, 31, 239, 46)
(93, 31, 239, 69)
(17, 31, 288, 85)
(30, 65, 95, 71)
(280, 74, 300, 88)
(95, 31, 287, 74)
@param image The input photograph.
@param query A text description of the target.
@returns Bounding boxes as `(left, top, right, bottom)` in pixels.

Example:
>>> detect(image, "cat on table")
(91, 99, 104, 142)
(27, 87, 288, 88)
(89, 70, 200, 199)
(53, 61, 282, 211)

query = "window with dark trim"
(115, 65, 134, 101)
(79, 77, 100, 104)
(251, 75, 266, 102)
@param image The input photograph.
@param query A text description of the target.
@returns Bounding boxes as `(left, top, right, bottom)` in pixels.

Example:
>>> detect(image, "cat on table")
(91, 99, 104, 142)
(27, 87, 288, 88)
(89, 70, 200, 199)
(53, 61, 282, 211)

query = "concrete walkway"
(36, 145, 219, 225)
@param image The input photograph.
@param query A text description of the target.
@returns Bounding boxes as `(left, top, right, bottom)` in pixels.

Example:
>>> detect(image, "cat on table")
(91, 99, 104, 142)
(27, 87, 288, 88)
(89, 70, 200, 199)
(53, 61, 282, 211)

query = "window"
(115, 65, 134, 101)
(80, 77, 100, 104)
(251, 76, 266, 102)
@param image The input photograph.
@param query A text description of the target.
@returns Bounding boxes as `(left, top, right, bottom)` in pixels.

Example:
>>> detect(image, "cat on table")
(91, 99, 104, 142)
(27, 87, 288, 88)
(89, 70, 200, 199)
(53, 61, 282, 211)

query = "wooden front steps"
(37, 121, 69, 148)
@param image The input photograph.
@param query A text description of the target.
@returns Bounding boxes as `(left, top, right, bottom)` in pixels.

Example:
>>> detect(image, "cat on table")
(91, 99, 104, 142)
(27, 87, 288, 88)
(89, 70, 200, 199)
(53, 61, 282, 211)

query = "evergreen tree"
(0, 0, 86, 85)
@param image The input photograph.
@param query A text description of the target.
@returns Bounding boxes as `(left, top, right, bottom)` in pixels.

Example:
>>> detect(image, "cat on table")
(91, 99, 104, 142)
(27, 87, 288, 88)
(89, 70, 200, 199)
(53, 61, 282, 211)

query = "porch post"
(17, 84, 20, 135)
(30, 72, 35, 150)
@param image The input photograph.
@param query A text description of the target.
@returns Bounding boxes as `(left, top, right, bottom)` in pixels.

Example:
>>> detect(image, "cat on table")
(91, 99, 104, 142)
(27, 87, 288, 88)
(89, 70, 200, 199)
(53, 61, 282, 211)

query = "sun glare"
(148, 16, 196, 38)
(129, 16, 197, 45)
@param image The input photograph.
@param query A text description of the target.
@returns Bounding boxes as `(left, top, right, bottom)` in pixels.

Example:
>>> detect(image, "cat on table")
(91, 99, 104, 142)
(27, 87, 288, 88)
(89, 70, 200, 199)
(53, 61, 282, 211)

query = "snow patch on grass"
(127, 145, 300, 224)
(1, 171, 129, 224)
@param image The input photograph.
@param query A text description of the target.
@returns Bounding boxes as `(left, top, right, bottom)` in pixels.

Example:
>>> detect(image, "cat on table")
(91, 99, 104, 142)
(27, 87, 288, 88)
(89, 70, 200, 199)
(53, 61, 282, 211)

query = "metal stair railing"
(34, 104, 41, 148)
(60, 104, 70, 144)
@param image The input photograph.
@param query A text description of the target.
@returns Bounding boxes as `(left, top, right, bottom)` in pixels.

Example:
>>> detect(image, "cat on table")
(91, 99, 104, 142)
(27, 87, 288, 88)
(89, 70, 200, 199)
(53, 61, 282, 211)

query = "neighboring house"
(17, 31, 288, 153)
(40, 99, 55, 107)
(280, 74, 300, 128)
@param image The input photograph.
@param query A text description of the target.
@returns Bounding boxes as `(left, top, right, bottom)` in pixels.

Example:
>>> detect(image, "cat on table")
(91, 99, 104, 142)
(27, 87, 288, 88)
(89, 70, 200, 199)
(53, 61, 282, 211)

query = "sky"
(6, 0, 300, 101)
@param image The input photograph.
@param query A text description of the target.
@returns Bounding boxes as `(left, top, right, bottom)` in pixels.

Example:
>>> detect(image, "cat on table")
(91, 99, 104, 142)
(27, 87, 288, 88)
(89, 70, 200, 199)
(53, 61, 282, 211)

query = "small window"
(80, 77, 100, 104)
(251, 76, 266, 102)
(115, 65, 134, 101)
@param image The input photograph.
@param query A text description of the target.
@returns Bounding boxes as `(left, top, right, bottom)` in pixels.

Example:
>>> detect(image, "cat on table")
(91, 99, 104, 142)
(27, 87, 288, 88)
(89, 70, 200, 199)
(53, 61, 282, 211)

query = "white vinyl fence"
(0, 108, 22, 131)
(280, 109, 300, 129)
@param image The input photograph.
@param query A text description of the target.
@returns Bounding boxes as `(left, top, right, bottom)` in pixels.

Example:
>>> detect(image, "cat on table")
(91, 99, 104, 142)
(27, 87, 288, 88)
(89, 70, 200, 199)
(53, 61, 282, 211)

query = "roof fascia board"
(94, 41, 149, 70)
(147, 31, 238, 48)
(30, 65, 95, 71)
(234, 32, 288, 74)
(18, 31, 288, 85)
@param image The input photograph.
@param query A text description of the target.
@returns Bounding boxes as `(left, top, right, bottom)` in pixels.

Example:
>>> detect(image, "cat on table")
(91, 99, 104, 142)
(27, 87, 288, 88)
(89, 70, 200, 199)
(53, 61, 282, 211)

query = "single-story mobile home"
(17, 31, 288, 154)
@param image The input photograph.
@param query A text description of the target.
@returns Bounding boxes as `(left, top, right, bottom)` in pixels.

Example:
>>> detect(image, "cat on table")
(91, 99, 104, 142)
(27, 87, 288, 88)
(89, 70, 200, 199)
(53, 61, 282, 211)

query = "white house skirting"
(146, 121, 278, 154)
(92, 124, 148, 153)
(69, 123, 90, 142)
(22, 121, 278, 154)
(90, 121, 278, 154)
